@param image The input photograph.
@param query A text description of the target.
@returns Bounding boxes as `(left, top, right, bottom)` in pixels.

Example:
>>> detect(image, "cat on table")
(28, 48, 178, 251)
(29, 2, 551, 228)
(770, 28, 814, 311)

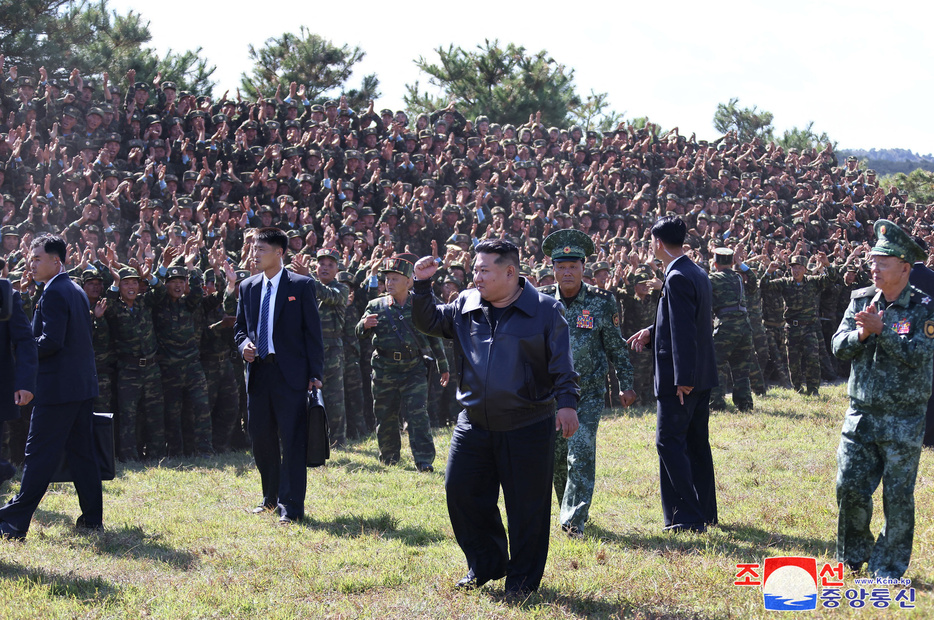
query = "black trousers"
(0, 398, 102, 533)
(445, 412, 555, 592)
(656, 388, 717, 528)
(247, 361, 308, 520)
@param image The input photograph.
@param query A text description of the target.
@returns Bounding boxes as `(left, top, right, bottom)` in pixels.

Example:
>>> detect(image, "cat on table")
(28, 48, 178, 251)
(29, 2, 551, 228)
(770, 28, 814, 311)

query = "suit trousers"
(247, 360, 308, 520)
(0, 398, 102, 533)
(445, 411, 555, 592)
(656, 388, 717, 528)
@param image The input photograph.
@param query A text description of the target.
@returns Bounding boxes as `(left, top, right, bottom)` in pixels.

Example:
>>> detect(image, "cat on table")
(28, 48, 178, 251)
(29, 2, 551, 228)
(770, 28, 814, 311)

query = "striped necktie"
(257, 280, 272, 359)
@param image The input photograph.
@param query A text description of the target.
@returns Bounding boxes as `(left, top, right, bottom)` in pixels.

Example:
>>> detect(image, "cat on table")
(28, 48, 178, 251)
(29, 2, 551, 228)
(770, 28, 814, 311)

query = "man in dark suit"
(908, 240, 934, 448)
(0, 283, 37, 486)
(0, 234, 102, 540)
(628, 216, 718, 533)
(234, 227, 324, 525)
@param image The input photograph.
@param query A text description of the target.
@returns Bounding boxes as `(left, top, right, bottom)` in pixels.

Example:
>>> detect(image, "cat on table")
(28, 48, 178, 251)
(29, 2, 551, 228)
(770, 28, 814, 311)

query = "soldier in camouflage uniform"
(105, 265, 165, 461)
(153, 263, 214, 457)
(200, 268, 240, 453)
(620, 265, 659, 404)
(313, 248, 350, 447)
(339, 271, 368, 440)
(82, 267, 116, 414)
(763, 253, 836, 396)
(739, 261, 769, 396)
(760, 267, 792, 389)
(226, 269, 252, 450)
(541, 230, 636, 537)
(356, 255, 448, 471)
(709, 248, 755, 412)
(832, 220, 934, 580)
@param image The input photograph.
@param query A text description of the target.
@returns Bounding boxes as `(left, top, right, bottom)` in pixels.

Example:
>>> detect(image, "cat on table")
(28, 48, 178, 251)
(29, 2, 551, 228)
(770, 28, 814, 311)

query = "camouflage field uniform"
(106, 282, 165, 460)
(832, 284, 934, 579)
(760, 272, 792, 388)
(620, 286, 658, 404)
(91, 308, 116, 414)
(153, 274, 214, 456)
(541, 283, 634, 532)
(741, 268, 769, 395)
(709, 269, 755, 411)
(356, 292, 447, 467)
(315, 277, 350, 446)
(342, 302, 368, 439)
(763, 267, 836, 395)
(200, 289, 240, 452)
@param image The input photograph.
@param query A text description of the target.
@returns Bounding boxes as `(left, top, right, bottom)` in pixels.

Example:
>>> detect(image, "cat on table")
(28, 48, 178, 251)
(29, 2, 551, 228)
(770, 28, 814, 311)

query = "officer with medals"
(832, 219, 934, 579)
(540, 229, 636, 537)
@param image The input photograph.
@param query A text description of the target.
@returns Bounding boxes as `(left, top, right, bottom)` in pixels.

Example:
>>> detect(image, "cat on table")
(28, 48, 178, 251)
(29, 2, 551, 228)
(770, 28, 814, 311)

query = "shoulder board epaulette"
(589, 286, 615, 301)
(538, 284, 557, 296)
(909, 286, 932, 305)
(851, 285, 877, 299)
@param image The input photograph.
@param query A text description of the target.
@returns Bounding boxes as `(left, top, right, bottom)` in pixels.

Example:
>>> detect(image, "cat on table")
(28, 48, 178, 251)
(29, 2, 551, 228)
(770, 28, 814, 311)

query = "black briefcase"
(306, 388, 330, 467)
(50, 412, 116, 483)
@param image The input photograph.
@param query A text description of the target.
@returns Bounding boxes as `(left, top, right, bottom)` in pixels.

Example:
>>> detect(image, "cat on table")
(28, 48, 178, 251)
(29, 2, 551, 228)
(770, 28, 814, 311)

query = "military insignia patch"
(896, 318, 911, 335)
(926, 321, 934, 338)
(923, 296, 931, 305)
(613, 314, 620, 326)
(576, 314, 594, 329)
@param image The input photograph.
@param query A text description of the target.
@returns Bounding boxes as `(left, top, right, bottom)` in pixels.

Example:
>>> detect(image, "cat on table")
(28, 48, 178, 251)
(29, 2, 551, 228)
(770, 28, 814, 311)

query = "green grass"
(1, 384, 933, 618)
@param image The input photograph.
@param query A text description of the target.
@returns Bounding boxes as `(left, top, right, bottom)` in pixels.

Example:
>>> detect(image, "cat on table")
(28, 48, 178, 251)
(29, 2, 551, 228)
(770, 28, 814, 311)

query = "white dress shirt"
(260, 268, 284, 355)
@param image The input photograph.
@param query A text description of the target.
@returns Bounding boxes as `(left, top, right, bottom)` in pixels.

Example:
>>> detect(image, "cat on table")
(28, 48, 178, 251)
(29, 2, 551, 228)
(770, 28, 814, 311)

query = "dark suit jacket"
(650, 255, 718, 397)
(910, 262, 934, 297)
(234, 268, 325, 392)
(0, 290, 38, 421)
(32, 272, 99, 405)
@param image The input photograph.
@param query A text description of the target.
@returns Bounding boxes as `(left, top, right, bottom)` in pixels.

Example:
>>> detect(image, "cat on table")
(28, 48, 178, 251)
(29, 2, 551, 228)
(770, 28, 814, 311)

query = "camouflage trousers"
(94, 360, 117, 414)
(343, 351, 368, 440)
(160, 358, 212, 456)
(819, 319, 839, 380)
(371, 357, 435, 466)
(116, 361, 165, 460)
(764, 323, 792, 387)
(203, 354, 240, 453)
(554, 387, 605, 531)
(836, 406, 925, 579)
(785, 322, 822, 394)
(630, 351, 654, 405)
(711, 318, 755, 411)
(231, 354, 250, 449)
(749, 315, 769, 395)
(322, 344, 346, 446)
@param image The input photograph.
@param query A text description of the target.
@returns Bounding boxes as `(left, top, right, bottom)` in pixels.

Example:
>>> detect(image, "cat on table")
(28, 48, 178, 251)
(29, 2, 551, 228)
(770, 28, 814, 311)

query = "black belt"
(786, 319, 815, 327)
(118, 353, 156, 367)
(253, 353, 277, 364)
(376, 348, 418, 362)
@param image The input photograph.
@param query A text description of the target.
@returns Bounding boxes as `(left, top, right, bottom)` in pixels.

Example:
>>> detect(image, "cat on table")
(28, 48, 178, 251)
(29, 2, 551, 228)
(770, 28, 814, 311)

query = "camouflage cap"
(165, 266, 188, 280)
(316, 247, 341, 262)
(591, 261, 611, 274)
(790, 255, 808, 267)
(871, 219, 926, 264)
(81, 267, 104, 282)
(542, 229, 595, 262)
(235, 269, 251, 283)
(380, 256, 414, 278)
(713, 247, 734, 266)
(117, 267, 141, 280)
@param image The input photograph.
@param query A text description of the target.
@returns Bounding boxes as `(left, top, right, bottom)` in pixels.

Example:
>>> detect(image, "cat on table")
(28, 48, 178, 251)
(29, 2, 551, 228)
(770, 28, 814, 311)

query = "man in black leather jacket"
(412, 239, 579, 597)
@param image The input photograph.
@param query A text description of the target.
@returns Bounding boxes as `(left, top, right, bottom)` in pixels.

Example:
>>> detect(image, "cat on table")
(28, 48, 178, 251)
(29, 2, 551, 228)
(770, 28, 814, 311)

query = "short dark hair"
(31, 233, 67, 262)
(475, 239, 520, 269)
(651, 216, 687, 247)
(255, 227, 287, 253)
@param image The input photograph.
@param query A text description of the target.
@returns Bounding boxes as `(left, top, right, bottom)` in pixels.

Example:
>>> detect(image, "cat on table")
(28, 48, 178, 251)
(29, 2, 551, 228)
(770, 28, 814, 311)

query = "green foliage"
(713, 97, 774, 143)
(0, 0, 215, 95)
(240, 27, 378, 109)
(776, 121, 835, 152)
(880, 168, 934, 204)
(404, 39, 582, 128)
(568, 90, 624, 134)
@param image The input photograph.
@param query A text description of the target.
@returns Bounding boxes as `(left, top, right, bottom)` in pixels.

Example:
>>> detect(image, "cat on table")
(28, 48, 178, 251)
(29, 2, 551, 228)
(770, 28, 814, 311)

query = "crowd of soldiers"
(0, 57, 924, 464)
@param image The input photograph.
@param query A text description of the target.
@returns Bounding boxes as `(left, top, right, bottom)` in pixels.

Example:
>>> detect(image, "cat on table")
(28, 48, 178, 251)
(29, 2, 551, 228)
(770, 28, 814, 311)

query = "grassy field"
(0, 383, 932, 619)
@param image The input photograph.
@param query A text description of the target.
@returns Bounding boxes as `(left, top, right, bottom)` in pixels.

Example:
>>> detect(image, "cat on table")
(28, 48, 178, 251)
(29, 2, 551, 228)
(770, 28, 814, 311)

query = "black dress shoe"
(664, 522, 707, 534)
(0, 520, 26, 541)
(75, 515, 104, 533)
(415, 462, 434, 473)
(278, 514, 293, 526)
(454, 575, 478, 590)
(252, 503, 276, 514)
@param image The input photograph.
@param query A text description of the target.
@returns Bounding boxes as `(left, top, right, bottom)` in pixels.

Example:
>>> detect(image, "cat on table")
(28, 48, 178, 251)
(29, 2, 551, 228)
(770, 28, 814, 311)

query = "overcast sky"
(108, 0, 933, 155)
